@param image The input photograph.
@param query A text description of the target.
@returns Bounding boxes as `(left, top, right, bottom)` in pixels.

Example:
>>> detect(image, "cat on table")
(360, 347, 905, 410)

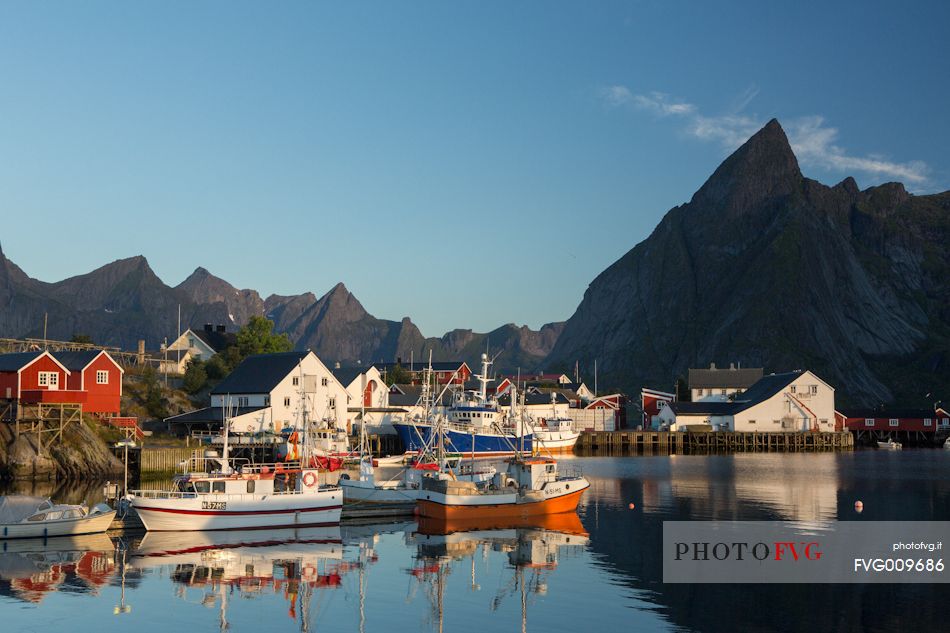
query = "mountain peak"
(691, 118, 802, 214)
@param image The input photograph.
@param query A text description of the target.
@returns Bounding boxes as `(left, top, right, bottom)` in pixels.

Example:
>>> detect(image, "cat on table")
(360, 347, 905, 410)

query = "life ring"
(303, 472, 318, 488)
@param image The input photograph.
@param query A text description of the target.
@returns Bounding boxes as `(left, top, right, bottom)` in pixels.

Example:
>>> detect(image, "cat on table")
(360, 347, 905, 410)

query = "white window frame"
(96, 370, 109, 385)
(38, 372, 59, 388)
(942, 418, 950, 427)
(864, 419, 875, 427)
(810, 385, 818, 395)
(888, 418, 899, 427)
(924, 418, 932, 427)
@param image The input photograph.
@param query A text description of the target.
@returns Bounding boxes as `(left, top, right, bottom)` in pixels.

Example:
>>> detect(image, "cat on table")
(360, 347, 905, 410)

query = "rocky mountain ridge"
(0, 245, 562, 374)
(546, 119, 950, 406)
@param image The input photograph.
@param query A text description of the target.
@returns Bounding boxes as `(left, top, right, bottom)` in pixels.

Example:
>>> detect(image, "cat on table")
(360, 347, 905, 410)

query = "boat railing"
(241, 461, 302, 474)
(179, 455, 252, 474)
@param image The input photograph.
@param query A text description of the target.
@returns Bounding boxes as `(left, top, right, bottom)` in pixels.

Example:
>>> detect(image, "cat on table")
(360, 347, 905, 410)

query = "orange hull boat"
(417, 487, 586, 521)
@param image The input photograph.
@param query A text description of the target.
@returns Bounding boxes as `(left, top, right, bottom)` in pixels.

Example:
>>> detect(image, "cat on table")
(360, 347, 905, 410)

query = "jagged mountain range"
(0, 250, 563, 374)
(2, 119, 947, 405)
(546, 119, 950, 407)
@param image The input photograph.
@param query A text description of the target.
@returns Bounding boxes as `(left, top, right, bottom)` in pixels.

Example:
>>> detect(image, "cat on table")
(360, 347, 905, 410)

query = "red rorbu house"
(840, 408, 949, 444)
(0, 351, 85, 406)
(55, 351, 124, 416)
(372, 361, 472, 385)
(641, 388, 676, 429)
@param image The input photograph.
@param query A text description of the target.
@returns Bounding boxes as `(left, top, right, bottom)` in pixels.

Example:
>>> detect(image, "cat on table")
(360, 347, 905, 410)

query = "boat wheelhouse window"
(546, 465, 555, 473)
(27, 513, 47, 522)
(46, 511, 63, 520)
(194, 481, 211, 494)
(212, 481, 226, 493)
(64, 509, 82, 519)
(247, 480, 256, 493)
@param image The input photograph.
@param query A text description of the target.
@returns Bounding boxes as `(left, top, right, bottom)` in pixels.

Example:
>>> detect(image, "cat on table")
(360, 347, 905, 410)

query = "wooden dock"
(576, 430, 854, 454)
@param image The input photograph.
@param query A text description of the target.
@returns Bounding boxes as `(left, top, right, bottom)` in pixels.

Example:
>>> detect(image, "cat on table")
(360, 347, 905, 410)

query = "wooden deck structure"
(0, 400, 84, 452)
(576, 430, 854, 454)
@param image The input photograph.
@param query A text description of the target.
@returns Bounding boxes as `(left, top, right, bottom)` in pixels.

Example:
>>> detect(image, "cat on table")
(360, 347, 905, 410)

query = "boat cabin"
(172, 467, 323, 496)
(504, 458, 559, 490)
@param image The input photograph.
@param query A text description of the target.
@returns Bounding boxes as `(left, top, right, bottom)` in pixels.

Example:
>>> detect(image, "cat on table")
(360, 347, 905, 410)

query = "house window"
(38, 372, 59, 388)
(321, 377, 328, 387)
(264, 396, 270, 406)
(238, 397, 249, 407)
(888, 418, 899, 427)
(188, 338, 195, 349)
(96, 370, 109, 385)
(942, 418, 949, 427)
(820, 419, 828, 426)
(810, 385, 818, 395)
(748, 419, 756, 425)
(790, 385, 796, 394)
(657, 401, 666, 409)
(924, 418, 932, 427)
(329, 397, 336, 409)
(864, 419, 875, 427)
(292, 377, 299, 386)
(773, 420, 780, 424)
(284, 397, 291, 407)
(720, 389, 727, 395)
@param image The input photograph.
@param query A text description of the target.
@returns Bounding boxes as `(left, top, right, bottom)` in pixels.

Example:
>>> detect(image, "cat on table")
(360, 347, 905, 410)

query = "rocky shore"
(0, 420, 124, 481)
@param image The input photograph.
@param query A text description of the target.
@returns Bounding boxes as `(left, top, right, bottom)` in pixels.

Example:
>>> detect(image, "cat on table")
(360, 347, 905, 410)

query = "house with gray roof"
(688, 363, 764, 402)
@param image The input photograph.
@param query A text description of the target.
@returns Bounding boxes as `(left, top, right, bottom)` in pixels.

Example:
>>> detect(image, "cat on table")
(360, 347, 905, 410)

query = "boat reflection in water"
(410, 514, 589, 632)
(131, 527, 347, 628)
(0, 534, 116, 603)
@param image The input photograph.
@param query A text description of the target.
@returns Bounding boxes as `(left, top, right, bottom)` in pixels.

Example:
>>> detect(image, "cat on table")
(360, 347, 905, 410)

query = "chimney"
(334, 361, 341, 369)
(216, 324, 226, 333)
(710, 362, 716, 370)
(397, 356, 402, 365)
(137, 340, 145, 365)
(204, 323, 213, 332)
(730, 362, 735, 370)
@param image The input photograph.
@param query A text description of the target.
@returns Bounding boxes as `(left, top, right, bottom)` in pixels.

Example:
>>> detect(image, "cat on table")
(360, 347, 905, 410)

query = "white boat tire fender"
(303, 472, 318, 488)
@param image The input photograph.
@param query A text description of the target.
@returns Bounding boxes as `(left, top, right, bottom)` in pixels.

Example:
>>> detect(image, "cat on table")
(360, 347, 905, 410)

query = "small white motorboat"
(0, 496, 116, 540)
(877, 439, 902, 450)
(943, 437, 949, 450)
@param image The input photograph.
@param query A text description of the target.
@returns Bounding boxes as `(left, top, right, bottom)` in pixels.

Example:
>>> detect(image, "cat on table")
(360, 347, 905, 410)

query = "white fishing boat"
(0, 496, 116, 540)
(127, 403, 342, 532)
(528, 392, 580, 454)
(944, 437, 950, 449)
(877, 439, 902, 450)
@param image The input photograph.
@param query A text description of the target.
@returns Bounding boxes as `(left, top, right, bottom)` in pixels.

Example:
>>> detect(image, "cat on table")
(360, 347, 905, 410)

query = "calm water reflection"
(1, 451, 948, 632)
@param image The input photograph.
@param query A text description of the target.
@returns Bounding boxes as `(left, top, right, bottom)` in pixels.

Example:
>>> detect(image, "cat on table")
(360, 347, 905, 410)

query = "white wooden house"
(166, 350, 349, 435)
(658, 370, 836, 432)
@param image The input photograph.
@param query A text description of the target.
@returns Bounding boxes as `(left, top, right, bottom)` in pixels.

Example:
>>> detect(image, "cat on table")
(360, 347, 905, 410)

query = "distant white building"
(688, 363, 763, 402)
(166, 350, 349, 435)
(658, 370, 835, 432)
(161, 324, 237, 374)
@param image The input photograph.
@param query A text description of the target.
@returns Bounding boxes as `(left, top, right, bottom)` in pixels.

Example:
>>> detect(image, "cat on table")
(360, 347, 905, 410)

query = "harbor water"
(1, 450, 948, 632)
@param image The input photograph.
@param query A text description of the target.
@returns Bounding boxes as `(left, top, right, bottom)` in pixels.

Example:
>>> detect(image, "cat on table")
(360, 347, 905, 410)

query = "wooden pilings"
(576, 430, 854, 455)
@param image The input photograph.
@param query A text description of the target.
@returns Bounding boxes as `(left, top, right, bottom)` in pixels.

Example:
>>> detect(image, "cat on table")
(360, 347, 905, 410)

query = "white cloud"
(601, 86, 695, 116)
(785, 116, 928, 184)
(601, 85, 930, 185)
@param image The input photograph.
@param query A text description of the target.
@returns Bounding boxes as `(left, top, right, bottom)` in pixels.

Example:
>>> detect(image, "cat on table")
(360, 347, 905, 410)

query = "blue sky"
(1, 1, 947, 336)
